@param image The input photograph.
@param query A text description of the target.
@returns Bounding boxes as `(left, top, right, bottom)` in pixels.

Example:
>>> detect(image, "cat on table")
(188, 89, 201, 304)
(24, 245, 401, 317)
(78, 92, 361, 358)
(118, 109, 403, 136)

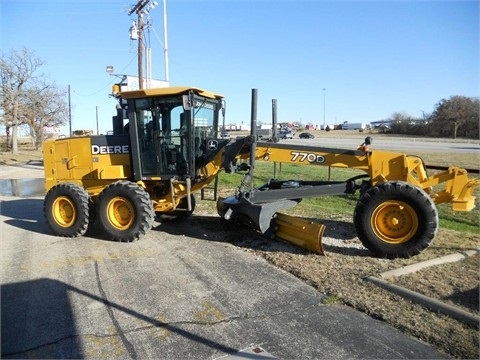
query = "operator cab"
(115, 87, 225, 182)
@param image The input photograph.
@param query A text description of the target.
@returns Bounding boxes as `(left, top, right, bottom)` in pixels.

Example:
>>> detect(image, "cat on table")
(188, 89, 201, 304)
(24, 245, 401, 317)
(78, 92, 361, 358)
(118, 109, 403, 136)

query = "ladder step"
(201, 175, 219, 201)
(170, 178, 192, 210)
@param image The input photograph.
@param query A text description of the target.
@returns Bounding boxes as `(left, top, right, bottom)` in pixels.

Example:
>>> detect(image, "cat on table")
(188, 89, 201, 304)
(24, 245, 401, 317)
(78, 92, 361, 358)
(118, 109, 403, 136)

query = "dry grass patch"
(0, 149, 43, 165)
(244, 228, 480, 360)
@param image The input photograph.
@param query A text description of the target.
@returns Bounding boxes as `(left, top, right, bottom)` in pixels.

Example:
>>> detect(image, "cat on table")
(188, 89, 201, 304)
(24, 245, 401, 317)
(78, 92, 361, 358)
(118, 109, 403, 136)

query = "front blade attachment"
(272, 213, 326, 255)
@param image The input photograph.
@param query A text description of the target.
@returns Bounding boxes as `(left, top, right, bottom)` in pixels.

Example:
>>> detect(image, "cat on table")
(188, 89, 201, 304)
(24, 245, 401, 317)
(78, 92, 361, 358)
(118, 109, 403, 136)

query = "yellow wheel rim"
(52, 196, 76, 228)
(106, 196, 134, 230)
(371, 200, 418, 244)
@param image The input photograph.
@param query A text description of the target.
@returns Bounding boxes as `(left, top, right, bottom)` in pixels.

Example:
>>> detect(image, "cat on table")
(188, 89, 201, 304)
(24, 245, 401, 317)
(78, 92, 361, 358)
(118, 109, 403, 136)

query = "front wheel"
(97, 181, 154, 242)
(353, 181, 438, 259)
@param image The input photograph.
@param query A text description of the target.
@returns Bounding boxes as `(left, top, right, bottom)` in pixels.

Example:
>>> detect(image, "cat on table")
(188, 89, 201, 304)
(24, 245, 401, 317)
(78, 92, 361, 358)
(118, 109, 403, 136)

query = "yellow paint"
(84, 326, 124, 358)
(134, 313, 170, 342)
(193, 300, 226, 324)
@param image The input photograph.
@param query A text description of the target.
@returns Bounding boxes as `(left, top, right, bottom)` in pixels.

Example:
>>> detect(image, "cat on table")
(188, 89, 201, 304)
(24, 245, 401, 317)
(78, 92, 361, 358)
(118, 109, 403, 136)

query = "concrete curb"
(366, 249, 480, 329)
(379, 249, 480, 280)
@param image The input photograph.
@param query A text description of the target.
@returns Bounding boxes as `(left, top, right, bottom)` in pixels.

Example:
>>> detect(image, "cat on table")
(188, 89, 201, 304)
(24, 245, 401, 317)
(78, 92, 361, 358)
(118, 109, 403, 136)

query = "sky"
(1, 0, 478, 135)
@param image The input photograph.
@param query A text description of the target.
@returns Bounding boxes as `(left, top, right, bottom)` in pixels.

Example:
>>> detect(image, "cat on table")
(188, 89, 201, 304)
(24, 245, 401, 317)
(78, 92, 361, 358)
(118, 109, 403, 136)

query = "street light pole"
(322, 88, 326, 129)
(96, 106, 99, 135)
(163, 0, 169, 82)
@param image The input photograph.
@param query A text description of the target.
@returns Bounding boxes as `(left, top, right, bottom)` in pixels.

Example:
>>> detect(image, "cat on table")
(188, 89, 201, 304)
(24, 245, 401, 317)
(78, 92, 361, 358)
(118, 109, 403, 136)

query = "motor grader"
(43, 87, 480, 258)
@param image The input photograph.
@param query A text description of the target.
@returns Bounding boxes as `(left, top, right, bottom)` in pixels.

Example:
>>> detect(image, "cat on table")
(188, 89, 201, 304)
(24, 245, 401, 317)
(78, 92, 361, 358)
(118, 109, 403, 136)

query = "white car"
(279, 131, 293, 139)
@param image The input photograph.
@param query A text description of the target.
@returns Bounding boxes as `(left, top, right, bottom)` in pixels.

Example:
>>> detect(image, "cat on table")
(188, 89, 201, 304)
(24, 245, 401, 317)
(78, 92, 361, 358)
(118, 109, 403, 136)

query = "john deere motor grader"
(43, 87, 479, 258)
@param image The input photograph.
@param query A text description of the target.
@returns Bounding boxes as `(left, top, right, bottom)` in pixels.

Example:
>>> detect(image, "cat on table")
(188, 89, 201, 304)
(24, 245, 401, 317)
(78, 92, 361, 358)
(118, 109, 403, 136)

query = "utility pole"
(68, 85, 72, 136)
(128, 0, 166, 88)
(129, 0, 152, 90)
(137, 13, 144, 89)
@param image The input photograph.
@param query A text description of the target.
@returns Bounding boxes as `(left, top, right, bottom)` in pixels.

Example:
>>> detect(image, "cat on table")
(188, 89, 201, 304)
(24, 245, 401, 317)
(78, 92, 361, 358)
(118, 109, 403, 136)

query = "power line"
(72, 54, 137, 97)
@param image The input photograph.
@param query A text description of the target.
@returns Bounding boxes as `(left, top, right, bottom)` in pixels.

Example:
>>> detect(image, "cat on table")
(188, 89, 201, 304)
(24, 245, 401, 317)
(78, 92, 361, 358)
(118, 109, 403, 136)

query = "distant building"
(342, 122, 368, 130)
(370, 120, 393, 128)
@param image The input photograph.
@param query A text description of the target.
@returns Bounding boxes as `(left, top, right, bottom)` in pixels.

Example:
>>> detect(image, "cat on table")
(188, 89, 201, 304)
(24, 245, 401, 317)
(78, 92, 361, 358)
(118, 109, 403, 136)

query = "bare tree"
(0, 48, 44, 153)
(429, 96, 479, 139)
(386, 97, 479, 139)
(22, 82, 68, 149)
(0, 47, 67, 153)
(388, 112, 429, 136)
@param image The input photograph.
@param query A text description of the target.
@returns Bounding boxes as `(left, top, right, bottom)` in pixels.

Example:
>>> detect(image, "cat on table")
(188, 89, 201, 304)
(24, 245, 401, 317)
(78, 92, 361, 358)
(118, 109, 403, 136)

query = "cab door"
(127, 97, 187, 180)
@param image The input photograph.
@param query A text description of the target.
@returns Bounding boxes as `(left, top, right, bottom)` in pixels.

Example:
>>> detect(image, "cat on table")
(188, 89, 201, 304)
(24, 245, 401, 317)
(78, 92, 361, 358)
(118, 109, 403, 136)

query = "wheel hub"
(53, 196, 76, 227)
(372, 201, 418, 244)
(107, 197, 134, 230)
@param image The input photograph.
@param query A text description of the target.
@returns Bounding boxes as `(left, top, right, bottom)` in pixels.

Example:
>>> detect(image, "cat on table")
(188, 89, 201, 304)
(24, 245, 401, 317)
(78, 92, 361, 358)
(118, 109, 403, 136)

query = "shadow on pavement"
(1, 197, 371, 257)
(0, 198, 50, 235)
(1, 278, 82, 358)
(156, 214, 371, 257)
(1, 277, 240, 359)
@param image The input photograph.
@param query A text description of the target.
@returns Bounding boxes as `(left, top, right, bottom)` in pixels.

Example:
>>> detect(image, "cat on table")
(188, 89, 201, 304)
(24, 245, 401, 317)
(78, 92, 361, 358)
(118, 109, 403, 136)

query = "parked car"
(279, 130, 293, 139)
(299, 132, 314, 139)
(220, 131, 230, 139)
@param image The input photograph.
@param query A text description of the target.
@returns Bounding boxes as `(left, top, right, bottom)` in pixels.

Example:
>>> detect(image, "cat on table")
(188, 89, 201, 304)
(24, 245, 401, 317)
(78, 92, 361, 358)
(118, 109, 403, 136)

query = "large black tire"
(85, 197, 100, 236)
(44, 183, 90, 237)
(97, 181, 154, 242)
(156, 194, 196, 223)
(353, 181, 438, 259)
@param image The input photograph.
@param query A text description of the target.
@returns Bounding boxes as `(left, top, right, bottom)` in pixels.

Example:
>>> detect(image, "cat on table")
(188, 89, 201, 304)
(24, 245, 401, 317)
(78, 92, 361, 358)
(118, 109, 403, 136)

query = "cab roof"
(119, 86, 223, 100)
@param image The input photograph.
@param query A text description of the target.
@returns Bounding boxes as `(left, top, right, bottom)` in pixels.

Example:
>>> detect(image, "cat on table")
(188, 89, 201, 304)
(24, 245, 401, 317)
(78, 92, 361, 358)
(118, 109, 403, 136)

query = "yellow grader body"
(247, 141, 479, 211)
(43, 87, 479, 258)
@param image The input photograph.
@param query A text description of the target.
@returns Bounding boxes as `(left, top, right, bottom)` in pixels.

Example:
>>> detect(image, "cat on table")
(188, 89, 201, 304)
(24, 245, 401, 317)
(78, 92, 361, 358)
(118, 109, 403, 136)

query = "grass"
(439, 205, 480, 234)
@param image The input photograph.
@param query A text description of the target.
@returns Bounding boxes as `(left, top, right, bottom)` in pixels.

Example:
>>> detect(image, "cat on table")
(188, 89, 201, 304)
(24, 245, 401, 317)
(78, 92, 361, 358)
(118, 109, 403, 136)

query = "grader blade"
(217, 196, 299, 233)
(271, 213, 326, 255)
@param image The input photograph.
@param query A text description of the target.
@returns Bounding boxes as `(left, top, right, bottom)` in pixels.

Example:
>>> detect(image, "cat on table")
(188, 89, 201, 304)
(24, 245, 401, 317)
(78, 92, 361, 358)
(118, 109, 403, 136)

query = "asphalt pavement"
(0, 163, 449, 359)
(286, 134, 480, 153)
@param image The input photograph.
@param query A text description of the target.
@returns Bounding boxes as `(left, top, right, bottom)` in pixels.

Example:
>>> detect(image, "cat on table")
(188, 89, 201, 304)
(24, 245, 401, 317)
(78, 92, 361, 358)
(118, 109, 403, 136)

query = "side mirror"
(220, 99, 226, 117)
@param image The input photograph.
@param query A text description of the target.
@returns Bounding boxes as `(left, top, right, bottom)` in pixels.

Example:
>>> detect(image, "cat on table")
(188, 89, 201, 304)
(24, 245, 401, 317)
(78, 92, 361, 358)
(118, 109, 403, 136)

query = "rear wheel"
(353, 181, 438, 258)
(97, 181, 154, 242)
(44, 183, 90, 237)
